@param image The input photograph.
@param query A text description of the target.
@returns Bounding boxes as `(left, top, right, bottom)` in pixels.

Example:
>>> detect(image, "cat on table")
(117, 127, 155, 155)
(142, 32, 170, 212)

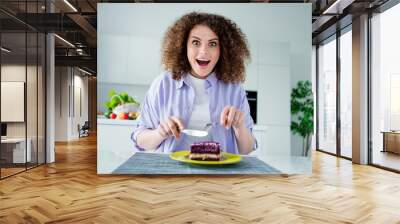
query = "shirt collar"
(176, 73, 189, 90)
(176, 71, 218, 90)
(205, 71, 218, 89)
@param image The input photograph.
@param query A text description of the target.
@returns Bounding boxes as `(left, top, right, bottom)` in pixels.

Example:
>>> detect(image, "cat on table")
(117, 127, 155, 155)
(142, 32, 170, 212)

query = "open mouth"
(196, 59, 210, 66)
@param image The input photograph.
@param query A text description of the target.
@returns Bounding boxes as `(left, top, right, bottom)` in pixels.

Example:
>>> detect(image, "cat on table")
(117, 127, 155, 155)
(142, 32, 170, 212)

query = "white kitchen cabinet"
(253, 125, 291, 157)
(98, 35, 162, 86)
(243, 38, 259, 91)
(258, 41, 290, 66)
(243, 63, 258, 91)
(258, 65, 290, 125)
(255, 42, 291, 156)
(243, 41, 290, 92)
(97, 119, 137, 174)
(264, 126, 291, 156)
(252, 125, 266, 156)
(98, 35, 129, 84)
(126, 36, 163, 85)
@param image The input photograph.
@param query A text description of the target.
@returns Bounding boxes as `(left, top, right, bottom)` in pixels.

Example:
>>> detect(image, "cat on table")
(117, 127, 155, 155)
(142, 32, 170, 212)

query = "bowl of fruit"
(103, 89, 140, 120)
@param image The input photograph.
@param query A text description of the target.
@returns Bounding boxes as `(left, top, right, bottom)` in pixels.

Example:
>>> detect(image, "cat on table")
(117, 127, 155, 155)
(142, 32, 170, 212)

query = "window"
(340, 28, 352, 158)
(318, 36, 337, 154)
(371, 2, 400, 171)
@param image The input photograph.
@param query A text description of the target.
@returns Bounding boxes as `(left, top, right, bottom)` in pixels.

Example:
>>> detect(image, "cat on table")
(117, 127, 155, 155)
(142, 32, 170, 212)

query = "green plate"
(169, 150, 241, 165)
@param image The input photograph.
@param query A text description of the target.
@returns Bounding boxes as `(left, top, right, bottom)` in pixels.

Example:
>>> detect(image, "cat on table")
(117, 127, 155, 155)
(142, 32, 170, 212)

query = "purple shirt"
(131, 71, 256, 154)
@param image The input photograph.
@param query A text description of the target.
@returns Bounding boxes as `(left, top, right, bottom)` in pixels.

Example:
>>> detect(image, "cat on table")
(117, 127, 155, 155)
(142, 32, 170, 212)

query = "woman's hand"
(220, 105, 254, 154)
(220, 106, 245, 130)
(156, 116, 184, 139)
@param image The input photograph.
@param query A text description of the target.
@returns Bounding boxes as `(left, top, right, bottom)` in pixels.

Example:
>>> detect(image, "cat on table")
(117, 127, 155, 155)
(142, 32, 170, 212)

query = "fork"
(205, 122, 218, 133)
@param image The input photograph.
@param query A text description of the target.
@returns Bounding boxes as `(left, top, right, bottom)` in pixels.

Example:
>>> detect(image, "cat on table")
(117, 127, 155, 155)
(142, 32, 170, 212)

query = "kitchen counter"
(253, 125, 267, 131)
(97, 118, 139, 126)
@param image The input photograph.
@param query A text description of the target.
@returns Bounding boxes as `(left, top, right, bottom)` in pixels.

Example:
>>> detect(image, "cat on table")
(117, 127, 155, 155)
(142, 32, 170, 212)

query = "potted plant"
(291, 80, 314, 157)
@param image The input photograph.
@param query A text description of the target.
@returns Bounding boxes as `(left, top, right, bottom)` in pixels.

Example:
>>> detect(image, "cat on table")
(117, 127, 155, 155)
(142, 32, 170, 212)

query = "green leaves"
(120, 92, 129, 102)
(108, 89, 117, 98)
(104, 89, 140, 112)
(127, 95, 139, 105)
(291, 80, 314, 138)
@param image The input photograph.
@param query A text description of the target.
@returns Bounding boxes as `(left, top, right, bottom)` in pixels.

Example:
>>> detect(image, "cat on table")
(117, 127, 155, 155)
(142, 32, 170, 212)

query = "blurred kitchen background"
(97, 4, 311, 160)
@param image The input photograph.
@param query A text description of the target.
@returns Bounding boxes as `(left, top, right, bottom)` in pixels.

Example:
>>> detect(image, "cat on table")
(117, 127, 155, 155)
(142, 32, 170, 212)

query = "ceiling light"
(76, 48, 84, 55)
(1, 47, 11, 53)
(54, 34, 75, 48)
(78, 67, 92, 76)
(63, 0, 78, 12)
(322, 0, 355, 15)
(323, 0, 343, 14)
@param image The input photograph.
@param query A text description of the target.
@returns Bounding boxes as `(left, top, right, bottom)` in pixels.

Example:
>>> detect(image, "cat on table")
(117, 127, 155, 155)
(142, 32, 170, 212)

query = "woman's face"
(187, 25, 220, 79)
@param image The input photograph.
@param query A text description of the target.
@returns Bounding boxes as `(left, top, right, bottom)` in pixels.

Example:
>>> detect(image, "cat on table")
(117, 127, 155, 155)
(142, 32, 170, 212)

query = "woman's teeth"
(196, 59, 210, 66)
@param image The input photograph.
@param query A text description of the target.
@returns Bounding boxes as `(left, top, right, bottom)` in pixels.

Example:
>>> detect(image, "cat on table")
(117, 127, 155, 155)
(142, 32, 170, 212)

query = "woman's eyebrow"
(190, 36, 219, 42)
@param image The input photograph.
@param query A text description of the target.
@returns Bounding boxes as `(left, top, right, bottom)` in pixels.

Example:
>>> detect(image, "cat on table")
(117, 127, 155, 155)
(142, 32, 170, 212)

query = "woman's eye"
(209, 42, 217, 47)
(192, 40, 200, 46)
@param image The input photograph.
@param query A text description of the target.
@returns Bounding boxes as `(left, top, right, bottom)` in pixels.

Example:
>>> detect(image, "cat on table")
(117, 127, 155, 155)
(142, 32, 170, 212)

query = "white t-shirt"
(183, 75, 212, 148)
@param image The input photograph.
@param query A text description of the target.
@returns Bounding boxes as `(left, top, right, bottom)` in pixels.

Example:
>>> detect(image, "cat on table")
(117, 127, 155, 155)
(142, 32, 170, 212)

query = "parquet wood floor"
(1, 135, 399, 223)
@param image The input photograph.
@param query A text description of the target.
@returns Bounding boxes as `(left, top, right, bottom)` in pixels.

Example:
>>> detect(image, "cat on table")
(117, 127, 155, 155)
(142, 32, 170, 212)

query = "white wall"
(1, 64, 46, 163)
(1, 65, 27, 141)
(72, 73, 89, 138)
(55, 67, 89, 141)
(98, 3, 311, 156)
(55, 67, 68, 141)
(1, 65, 41, 137)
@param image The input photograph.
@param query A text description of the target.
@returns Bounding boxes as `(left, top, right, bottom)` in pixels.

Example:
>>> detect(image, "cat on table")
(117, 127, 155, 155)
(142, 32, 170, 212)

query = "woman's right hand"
(156, 116, 184, 139)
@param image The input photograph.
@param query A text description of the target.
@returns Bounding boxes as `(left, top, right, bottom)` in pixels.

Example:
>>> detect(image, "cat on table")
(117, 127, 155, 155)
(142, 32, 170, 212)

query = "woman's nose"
(198, 45, 208, 55)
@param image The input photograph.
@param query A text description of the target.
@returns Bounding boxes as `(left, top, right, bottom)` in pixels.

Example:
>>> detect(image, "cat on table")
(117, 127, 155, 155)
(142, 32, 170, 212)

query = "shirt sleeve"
(239, 87, 258, 150)
(131, 76, 162, 151)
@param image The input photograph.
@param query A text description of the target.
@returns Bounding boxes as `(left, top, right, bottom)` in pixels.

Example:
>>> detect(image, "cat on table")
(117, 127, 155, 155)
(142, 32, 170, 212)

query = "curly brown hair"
(161, 12, 250, 83)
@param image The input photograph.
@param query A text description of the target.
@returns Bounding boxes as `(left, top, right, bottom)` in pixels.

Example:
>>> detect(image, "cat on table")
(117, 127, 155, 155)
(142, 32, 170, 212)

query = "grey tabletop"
(112, 152, 281, 175)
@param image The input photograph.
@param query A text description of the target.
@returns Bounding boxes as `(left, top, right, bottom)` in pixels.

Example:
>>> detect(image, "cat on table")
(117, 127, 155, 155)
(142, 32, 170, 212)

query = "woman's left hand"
(220, 106, 245, 129)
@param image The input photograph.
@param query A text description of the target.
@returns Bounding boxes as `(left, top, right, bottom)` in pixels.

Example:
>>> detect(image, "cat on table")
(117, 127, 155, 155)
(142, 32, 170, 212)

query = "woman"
(131, 12, 256, 155)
